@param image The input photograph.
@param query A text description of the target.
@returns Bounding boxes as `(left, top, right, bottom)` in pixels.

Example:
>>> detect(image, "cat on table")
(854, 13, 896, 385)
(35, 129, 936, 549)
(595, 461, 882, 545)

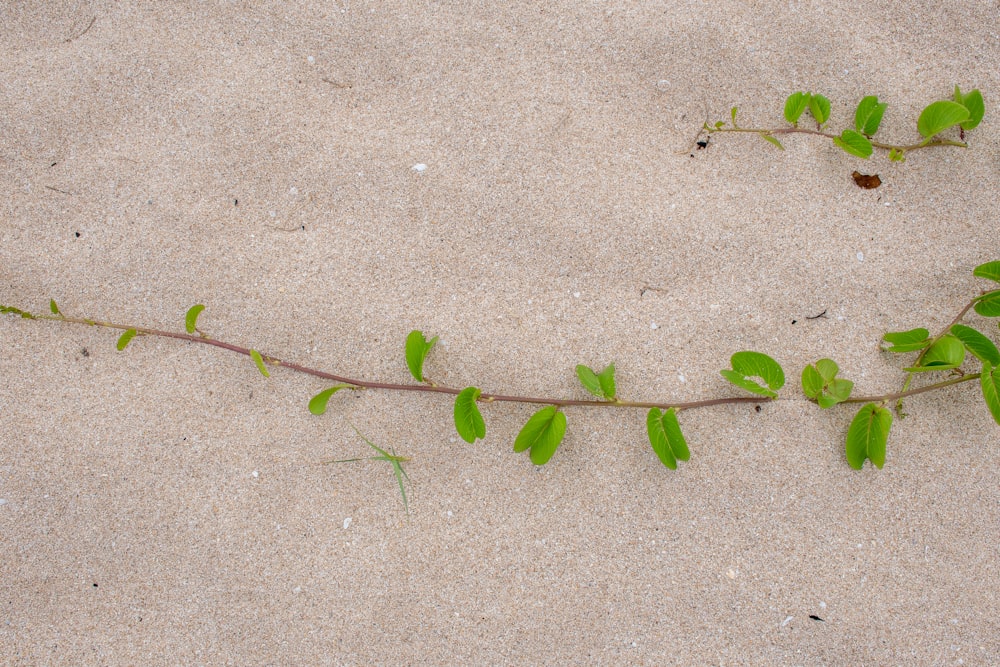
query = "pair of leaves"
(917, 87, 984, 140)
(832, 97, 887, 159)
(646, 407, 690, 469)
(720, 351, 785, 398)
(802, 359, 854, 408)
(784, 91, 831, 127)
(846, 403, 892, 470)
(576, 363, 617, 400)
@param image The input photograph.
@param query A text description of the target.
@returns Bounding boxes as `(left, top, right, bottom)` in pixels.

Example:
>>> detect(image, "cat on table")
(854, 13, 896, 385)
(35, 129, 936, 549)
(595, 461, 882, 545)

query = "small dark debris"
(806, 309, 828, 320)
(696, 139, 709, 149)
(74, 232, 81, 238)
(791, 319, 797, 324)
(81, 348, 89, 357)
(92, 583, 99, 588)
(754, 405, 761, 413)
(809, 615, 825, 622)
(851, 171, 881, 189)
(50, 162, 58, 167)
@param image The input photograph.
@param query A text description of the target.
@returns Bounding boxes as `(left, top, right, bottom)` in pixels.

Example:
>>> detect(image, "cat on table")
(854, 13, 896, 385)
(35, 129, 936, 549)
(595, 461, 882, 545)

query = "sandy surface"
(2, 1, 999, 664)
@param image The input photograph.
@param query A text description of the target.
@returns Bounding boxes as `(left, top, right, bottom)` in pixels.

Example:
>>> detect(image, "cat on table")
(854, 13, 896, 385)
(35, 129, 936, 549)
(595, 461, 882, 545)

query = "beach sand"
(2, 2, 999, 664)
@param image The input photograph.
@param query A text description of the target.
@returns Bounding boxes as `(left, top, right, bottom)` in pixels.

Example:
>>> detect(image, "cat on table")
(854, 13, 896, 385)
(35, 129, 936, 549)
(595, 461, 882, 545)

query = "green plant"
(323, 422, 412, 514)
(3, 261, 999, 506)
(702, 86, 984, 162)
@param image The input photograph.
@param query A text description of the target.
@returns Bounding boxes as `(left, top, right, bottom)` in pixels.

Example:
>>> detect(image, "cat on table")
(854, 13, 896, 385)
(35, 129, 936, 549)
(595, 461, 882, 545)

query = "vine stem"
(26, 312, 767, 411)
(703, 125, 967, 152)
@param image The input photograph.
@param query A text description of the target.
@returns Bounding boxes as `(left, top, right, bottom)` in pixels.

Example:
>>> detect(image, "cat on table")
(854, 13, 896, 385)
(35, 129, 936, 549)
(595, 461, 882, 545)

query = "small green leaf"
(513, 406, 568, 465)
(888, 148, 906, 163)
(731, 106, 738, 127)
(950, 324, 1000, 366)
(185, 304, 205, 334)
(720, 351, 785, 398)
(250, 349, 270, 377)
(576, 364, 616, 400)
(833, 129, 873, 159)
(808, 93, 831, 125)
(116, 328, 138, 351)
(881, 328, 930, 353)
(405, 330, 438, 383)
(597, 363, 617, 400)
(973, 260, 1000, 283)
(784, 91, 810, 125)
(917, 100, 970, 139)
(974, 290, 1000, 317)
(760, 134, 784, 150)
(801, 358, 854, 409)
(454, 386, 486, 443)
(646, 407, 691, 470)
(49, 299, 61, 316)
(953, 86, 984, 131)
(854, 95, 888, 135)
(981, 363, 1000, 425)
(904, 334, 965, 373)
(308, 384, 355, 415)
(846, 403, 891, 469)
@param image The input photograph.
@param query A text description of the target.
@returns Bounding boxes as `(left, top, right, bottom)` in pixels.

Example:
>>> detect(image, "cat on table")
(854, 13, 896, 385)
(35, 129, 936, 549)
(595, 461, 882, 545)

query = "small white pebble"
(573, 292, 580, 298)
(651, 322, 658, 330)
(857, 252, 864, 262)
(293, 586, 302, 593)
(343, 517, 352, 529)
(727, 569, 737, 579)
(782, 616, 794, 627)
(656, 80, 670, 91)
(0, 499, 7, 506)
(678, 373, 686, 383)
(251, 470, 259, 478)
(447, 511, 453, 517)
(412, 163, 427, 172)
(820, 601, 827, 609)
(307, 56, 315, 64)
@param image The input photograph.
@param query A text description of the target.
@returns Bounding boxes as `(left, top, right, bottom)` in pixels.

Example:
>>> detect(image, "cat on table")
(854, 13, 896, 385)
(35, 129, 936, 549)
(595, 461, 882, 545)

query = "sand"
(2, 1, 999, 664)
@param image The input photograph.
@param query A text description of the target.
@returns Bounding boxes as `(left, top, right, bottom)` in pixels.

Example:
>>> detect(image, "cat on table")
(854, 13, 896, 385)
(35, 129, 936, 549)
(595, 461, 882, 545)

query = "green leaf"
(185, 304, 205, 334)
(0, 305, 36, 319)
(888, 148, 906, 163)
(974, 290, 1000, 317)
(597, 363, 617, 400)
(720, 351, 785, 398)
(981, 363, 1000, 426)
(405, 330, 438, 383)
(308, 384, 355, 415)
(116, 328, 138, 351)
(250, 349, 270, 377)
(760, 134, 784, 150)
(881, 328, 930, 353)
(576, 363, 616, 400)
(784, 91, 810, 125)
(973, 260, 1000, 283)
(454, 386, 486, 443)
(808, 94, 831, 125)
(646, 407, 691, 470)
(904, 334, 965, 373)
(513, 406, 568, 465)
(854, 95, 888, 135)
(846, 403, 891, 469)
(950, 324, 1000, 366)
(731, 106, 738, 127)
(917, 100, 969, 139)
(801, 358, 854, 409)
(714, 120, 725, 130)
(953, 86, 984, 131)
(49, 299, 61, 316)
(833, 129, 873, 159)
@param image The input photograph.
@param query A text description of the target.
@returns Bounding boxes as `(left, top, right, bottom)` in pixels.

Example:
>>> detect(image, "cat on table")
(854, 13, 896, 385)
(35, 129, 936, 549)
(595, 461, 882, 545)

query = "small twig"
(63, 16, 96, 44)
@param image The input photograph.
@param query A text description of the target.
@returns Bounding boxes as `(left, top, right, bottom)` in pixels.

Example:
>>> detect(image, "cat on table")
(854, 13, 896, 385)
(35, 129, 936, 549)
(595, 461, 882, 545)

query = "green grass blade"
(185, 304, 205, 334)
(454, 386, 486, 443)
(846, 403, 891, 469)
